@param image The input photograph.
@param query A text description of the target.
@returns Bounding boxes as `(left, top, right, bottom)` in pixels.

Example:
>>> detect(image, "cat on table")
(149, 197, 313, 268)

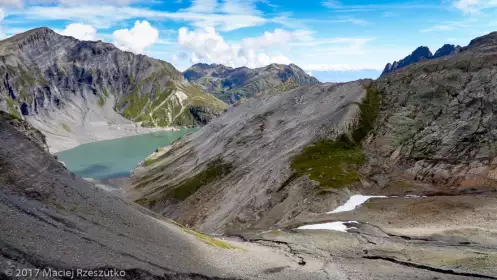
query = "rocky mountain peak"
(411, 46, 432, 58)
(467, 31, 497, 50)
(382, 44, 462, 75)
(433, 44, 462, 58)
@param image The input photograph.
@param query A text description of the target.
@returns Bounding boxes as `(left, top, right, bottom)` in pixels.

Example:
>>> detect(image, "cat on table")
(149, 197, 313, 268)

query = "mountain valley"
(1, 26, 497, 280)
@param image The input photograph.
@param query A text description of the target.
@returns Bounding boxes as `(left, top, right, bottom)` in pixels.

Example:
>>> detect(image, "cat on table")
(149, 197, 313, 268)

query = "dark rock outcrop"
(382, 44, 461, 75)
(184, 63, 320, 103)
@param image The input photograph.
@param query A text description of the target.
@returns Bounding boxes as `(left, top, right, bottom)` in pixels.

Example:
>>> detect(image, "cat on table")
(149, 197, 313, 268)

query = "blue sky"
(0, 0, 495, 81)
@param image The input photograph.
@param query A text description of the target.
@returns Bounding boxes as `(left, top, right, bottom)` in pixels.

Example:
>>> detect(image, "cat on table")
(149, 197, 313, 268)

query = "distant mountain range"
(183, 63, 320, 103)
(382, 44, 462, 75)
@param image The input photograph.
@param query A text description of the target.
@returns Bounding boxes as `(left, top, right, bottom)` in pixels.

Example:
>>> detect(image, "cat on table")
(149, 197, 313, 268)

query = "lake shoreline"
(47, 123, 190, 154)
(56, 128, 199, 180)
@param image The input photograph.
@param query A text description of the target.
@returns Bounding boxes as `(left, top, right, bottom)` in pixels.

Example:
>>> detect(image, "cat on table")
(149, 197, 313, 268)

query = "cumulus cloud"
(177, 27, 294, 68)
(59, 23, 97, 40)
(113, 20, 159, 54)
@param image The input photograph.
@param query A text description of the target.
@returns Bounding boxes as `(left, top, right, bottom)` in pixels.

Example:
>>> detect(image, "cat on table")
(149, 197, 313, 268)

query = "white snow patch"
(327, 195, 387, 214)
(297, 221, 358, 232)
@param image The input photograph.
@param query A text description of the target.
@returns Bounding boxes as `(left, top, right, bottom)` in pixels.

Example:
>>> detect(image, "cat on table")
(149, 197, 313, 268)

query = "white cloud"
(452, 0, 481, 14)
(177, 27, 292, 68)
(220, 0, 261, 15)
(184, 0, 218, 13)
(56, 0, 136, 5)
(0, 0, 22, 8)
(242, 28, 293, 50)
(20, 5, 266, 31)
(113, 20, 159, 54)
(59, 23, 97, 40)
(452, 0, 497, 14)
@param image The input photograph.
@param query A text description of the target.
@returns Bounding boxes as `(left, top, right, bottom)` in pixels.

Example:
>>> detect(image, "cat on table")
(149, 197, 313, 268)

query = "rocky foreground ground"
(3, 103, 497, 280)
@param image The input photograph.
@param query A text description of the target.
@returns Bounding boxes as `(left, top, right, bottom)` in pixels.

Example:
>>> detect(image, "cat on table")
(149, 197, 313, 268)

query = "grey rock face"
(128, 81, 368, 232)
(368, 31, 497, 188)
(0, 27, 226, 151)
(184, 63, 320, 103)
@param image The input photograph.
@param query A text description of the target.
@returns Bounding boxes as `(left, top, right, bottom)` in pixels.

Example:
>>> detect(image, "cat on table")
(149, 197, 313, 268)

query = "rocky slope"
(129, 31, 497, 234)
(0, 104, 338, 280)
(382, 44, 462, 75)
(0, 27, 227, 152)
(183, 63, 320, 103)
(128, 80, 373, 232)
(3, 93, 483, 280)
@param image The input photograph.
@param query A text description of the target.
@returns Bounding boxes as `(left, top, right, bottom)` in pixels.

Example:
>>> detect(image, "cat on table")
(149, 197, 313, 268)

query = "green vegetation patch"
(167, 219, 241, 250)
(118, 89, 150, 120)
(290, 84, 381, 189)
(182, 227, 239, 249)
(6, 97, 21, 119)
(97, 96, 105, 107)
(103, 88, 110, 98)
(169, 160, 232, 201)
(143, 156, 159, 167)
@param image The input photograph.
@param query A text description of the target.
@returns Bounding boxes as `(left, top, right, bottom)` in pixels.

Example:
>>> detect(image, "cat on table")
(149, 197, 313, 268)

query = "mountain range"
(184, 63, 320, 103)
(382, 44, 462, 75)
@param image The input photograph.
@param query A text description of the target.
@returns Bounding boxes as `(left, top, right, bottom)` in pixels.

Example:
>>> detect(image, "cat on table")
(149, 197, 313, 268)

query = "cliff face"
(382, 44, 462, 75)
(0, 27, 227, 151)
(184, 63, 320, 103)
(366, 32, 497, 190)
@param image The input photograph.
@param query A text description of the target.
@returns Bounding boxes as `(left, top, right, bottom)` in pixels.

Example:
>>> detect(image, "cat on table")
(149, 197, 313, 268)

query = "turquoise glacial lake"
(57, 128, 199, 180)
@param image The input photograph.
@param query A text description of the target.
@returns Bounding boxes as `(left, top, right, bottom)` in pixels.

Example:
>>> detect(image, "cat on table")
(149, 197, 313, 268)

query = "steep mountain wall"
(0, 27, 226, 151)
(365, 32, 497, 190)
